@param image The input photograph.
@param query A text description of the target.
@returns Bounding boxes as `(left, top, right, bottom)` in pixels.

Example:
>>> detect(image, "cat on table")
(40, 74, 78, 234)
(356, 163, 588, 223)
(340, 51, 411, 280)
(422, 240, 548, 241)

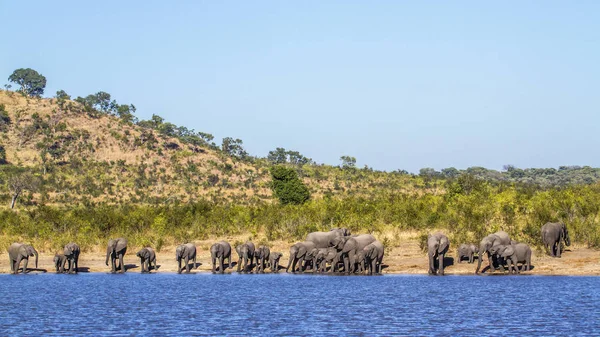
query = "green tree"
(0, 144, 6, 164)
(268, 147, 288, 164)
(340, 156, 356, 169)
(270, 165, 310, 205)
(222, 137, 248, 159)
(55, 90, 71, 100)
(8, 68, 47, 97)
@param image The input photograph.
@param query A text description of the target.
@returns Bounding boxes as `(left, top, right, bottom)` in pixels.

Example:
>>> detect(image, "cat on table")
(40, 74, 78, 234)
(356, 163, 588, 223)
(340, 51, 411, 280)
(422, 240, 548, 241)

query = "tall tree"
(8, 68, 47, 97)
(6, 172, 39, 208)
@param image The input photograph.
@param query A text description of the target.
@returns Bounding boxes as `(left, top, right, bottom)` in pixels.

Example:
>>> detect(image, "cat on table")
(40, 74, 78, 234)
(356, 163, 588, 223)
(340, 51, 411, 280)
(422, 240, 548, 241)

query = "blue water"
(0, 273, 598, 336)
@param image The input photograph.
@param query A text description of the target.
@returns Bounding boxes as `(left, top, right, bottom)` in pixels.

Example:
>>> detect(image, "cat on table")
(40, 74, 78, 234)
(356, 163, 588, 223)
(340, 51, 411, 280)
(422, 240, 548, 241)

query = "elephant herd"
(5, 222, 571, 275)
(428, 221, 570, 275)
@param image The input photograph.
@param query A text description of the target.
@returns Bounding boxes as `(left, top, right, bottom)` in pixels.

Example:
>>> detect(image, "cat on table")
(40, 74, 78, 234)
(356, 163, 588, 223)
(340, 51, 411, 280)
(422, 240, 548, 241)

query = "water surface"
(1, 273, 598, 336)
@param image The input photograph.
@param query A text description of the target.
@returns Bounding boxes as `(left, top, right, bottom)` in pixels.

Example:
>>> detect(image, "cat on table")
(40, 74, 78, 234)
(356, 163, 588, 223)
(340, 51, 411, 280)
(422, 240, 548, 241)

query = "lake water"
(0, 273, 598, 336)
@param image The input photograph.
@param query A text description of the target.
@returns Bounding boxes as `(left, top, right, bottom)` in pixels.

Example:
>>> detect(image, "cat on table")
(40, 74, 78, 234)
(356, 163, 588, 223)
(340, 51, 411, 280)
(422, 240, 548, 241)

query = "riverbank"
(1, 233, 599, 275)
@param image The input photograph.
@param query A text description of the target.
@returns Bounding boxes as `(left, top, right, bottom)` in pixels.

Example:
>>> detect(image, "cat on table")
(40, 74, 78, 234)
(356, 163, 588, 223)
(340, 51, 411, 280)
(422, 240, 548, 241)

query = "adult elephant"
(176, 243, 197, 274)
(428, 233, 450, 275)
(475, 231, 511, 274)
(8, 243, 38, 274)
(63, 242, 80, 274)
(286, 241, 316, 273)
(363, 240, 385, 275)
(211, 241, 232, 274)
(541, 222, 571, 258)
(491, 243, 532, 274)
(136, 247, 157, 273)
(305, 228, 351, 248)
(106, 238, 128, 273)
(235, 242, 255, 273)
(255, 246, 271, 273)
(340, 234, 376, 273)
(457, 244, 478, 264)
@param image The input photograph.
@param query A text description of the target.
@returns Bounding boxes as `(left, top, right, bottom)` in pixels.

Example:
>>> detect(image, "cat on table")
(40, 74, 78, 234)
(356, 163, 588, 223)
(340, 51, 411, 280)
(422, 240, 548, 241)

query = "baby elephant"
(54, 254, 68, 273)
(457, 244, 478, 264)
(491, 243, 532, 274)
(268, 252, 283, 273)
(136, 247, 157, 273)
(255, 246, 271, 273)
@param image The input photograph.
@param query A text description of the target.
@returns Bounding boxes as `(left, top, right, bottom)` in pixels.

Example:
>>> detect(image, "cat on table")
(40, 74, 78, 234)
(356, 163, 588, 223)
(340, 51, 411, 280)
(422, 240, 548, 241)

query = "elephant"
(363, 240, 385, 275)
(305, 228, 351, 248)
(210, 241, 233, 274)
(8, 243, 38, 274)
(136, 247, 157, 273)
(235, 242, 255, 273)
(53, 254, 68, 273)
(339, 234, 376, 273)
(63, 242, 80, 274)
(428, 233, 450, 275)
(314, 247, 338, 273)
(286, 241, 316, 273)
(491, 243, 532, 274)
(176, 243, 197, 274)
(457, 244, 478, 264)
(475, 231, 511, 274)
(106, 238, 128, 273)
(541, 222, 571, 258)
(268, 252, 283, 273)
(254, 245, 271, 273)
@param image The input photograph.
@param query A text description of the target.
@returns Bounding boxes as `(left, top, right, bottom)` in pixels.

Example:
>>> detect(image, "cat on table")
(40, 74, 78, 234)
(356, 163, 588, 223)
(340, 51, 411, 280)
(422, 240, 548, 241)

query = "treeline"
(2, 178, 599, 252)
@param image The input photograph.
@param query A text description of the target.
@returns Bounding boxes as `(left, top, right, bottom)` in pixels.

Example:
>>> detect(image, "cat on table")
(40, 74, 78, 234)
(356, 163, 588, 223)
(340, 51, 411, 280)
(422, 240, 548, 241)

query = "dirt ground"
(1, 232, 599, 275)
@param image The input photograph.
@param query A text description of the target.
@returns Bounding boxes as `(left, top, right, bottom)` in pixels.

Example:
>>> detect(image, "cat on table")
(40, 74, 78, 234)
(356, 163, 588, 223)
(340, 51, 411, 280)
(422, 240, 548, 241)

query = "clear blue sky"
(1, 1, 599, 172)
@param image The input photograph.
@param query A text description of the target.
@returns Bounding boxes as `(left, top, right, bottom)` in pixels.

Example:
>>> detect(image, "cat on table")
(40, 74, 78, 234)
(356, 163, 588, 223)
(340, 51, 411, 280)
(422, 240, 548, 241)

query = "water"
(0, 273, 598, 336)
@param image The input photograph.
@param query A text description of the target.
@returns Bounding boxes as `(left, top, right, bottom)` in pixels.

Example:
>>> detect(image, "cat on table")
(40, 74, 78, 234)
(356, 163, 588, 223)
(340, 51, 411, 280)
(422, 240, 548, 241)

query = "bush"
(270, 165, 310, 205)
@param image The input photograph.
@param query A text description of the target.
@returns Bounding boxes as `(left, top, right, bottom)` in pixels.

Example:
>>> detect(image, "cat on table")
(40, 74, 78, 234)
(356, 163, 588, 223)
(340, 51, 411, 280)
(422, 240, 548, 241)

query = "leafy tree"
(222, 137, 248, 159)
(287, 151, 312, 166)
(340, 156, 356, 169)
(419, 168, 439, 178)
(55, 90, 71, 100)
(441, 167, 460, 178)
(0, 144, 6, 164)
(268, 147, 288, 164)
(6, 172, 40, 208)
(0, 104, 10, 131)
(270, 165, 310, 205)
(116, 104, 137, 123)
(8, 68, 47, 97)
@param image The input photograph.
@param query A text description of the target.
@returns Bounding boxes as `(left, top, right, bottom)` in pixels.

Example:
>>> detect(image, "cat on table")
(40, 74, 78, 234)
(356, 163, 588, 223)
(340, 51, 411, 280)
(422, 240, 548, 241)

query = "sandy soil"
(1, 233, 599, 275)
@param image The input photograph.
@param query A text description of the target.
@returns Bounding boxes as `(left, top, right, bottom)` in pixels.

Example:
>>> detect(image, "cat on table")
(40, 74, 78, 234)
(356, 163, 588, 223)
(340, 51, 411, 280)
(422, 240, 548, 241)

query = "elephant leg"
(237, 258, 241, 272)
(22, 258, 29, 274)
(185, 257, 191, 273)
(438, 254, 444, 276)
(428, 254, 435, 275)
(177, 259, 182, 274)
(75, 258, 79, 273)
(220, 256, 225, 274)
(119, 254, 125, 273)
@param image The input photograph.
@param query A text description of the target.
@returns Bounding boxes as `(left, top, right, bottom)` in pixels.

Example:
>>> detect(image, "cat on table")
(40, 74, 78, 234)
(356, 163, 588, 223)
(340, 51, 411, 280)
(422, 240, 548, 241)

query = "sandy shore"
(1, 235, 599, 275)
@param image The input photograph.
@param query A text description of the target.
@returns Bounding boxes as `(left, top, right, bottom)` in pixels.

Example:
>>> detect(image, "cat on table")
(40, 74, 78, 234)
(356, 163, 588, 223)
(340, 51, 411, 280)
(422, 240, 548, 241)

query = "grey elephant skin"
(491, 243, 532, 274)
(211, 241, 233, 274)
(63, 242, 80, 273)
(235, 242, 255, 273)
(457, 244, 478, 264)
(541, 222, 570, 258)
(339, 234, 376, 273)
(54, 254, 67, 273)
(475, 231, 511, 274)
(8, 243, 38, 274)
(305, 228, 350, 248)
(255, 245, 271, 273)
(362, 240, 384, 275)
(176, 243, 197, 274)
(314, 247, 338, 273)
(136, 247, 157, 273)
(106, 238, 128, 273)
(286, 241, 316, 273)
(268, 252, 283, 272)
(428, 233, 449, 275)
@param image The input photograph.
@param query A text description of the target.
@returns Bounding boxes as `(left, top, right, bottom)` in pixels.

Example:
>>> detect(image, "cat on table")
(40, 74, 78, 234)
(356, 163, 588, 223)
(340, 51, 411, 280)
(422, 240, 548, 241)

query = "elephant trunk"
(105, 248, 111, 266)
(33, 248, 38, 269)
(475, 249, 484, 274)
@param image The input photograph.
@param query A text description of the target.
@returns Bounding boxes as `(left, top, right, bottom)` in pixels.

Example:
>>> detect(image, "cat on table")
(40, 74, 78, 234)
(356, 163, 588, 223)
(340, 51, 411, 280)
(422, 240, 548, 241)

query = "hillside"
(1, 88, 600, 254)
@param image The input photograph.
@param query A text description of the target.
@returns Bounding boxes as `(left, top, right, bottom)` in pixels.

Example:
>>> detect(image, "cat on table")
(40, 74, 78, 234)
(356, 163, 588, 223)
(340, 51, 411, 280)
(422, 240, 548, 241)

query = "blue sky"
(1, 1, 599, 172)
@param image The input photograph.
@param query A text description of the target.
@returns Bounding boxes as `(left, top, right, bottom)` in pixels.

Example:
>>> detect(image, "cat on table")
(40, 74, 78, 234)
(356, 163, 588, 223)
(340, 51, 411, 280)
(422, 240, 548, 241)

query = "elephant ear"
(502, 246, 515, 257)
